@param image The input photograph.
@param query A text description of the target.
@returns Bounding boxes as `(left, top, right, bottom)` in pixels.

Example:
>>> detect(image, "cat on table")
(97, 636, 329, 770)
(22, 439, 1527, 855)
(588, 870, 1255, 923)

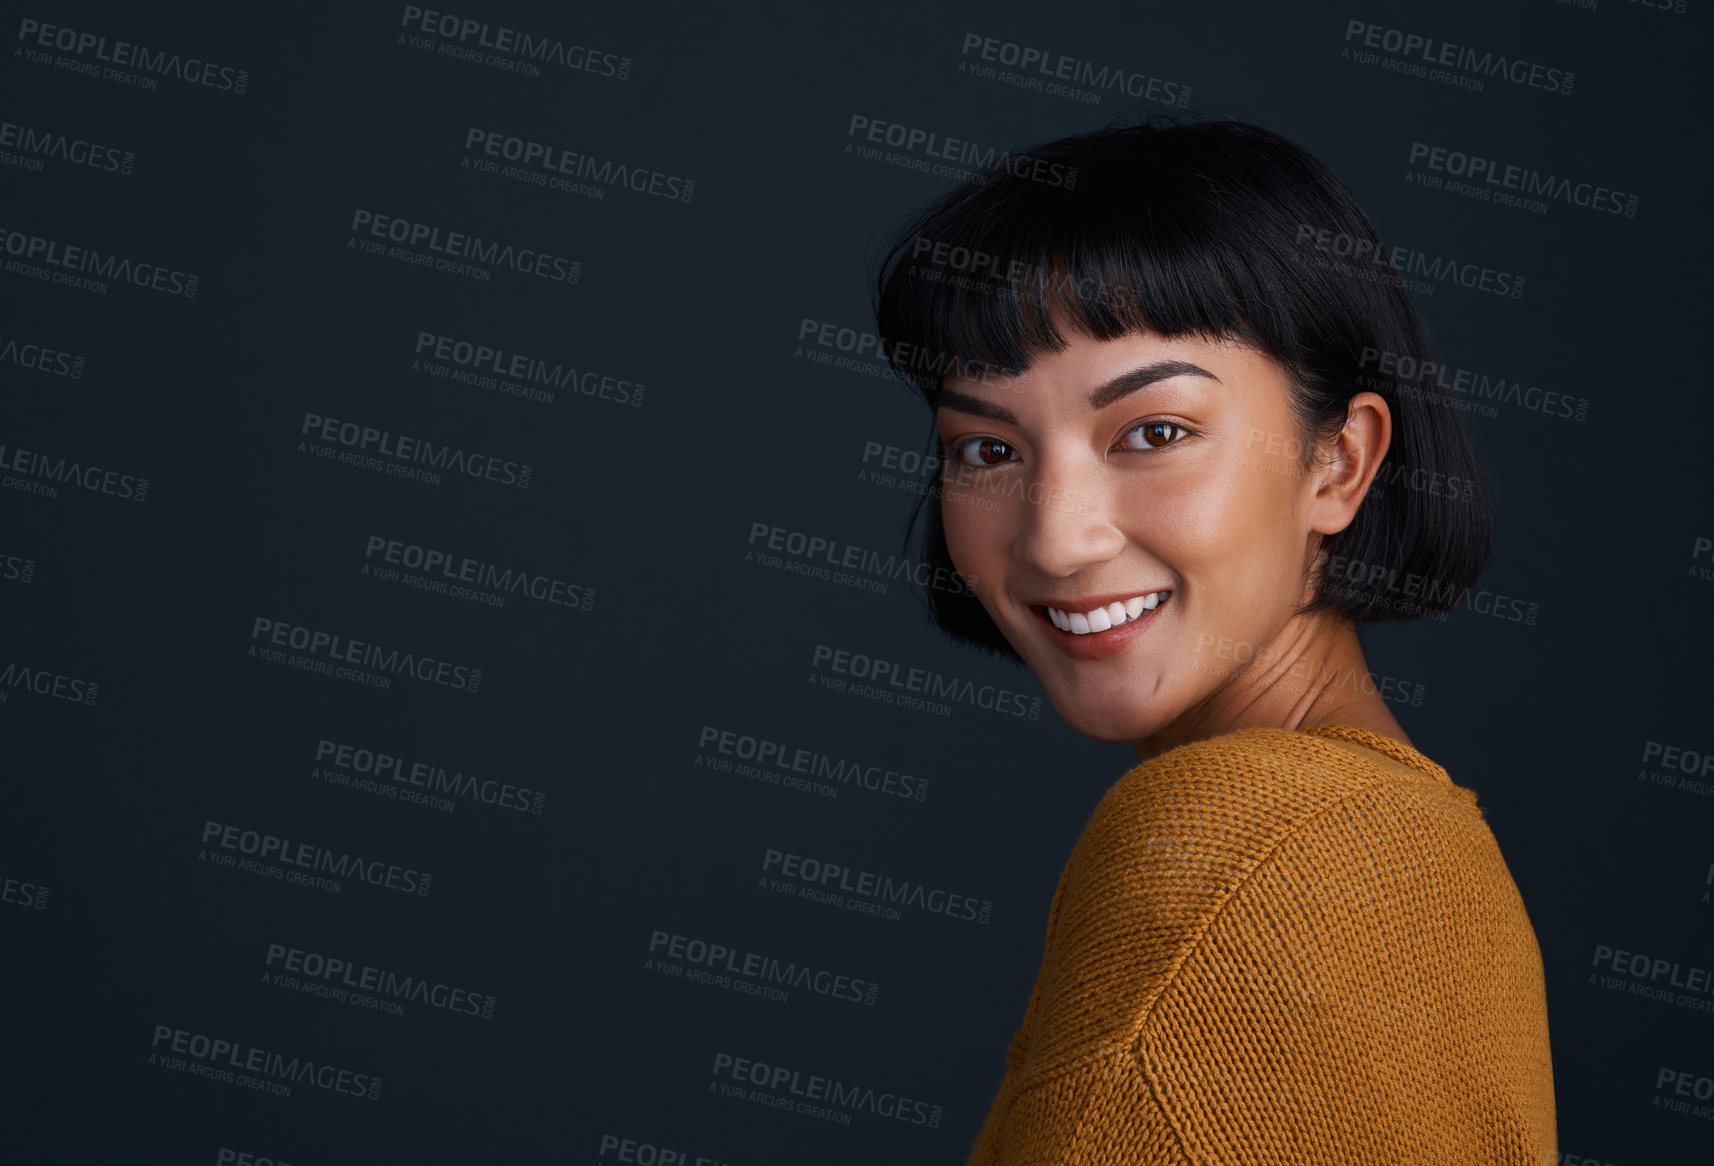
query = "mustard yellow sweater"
(967, 723, 1556, 1163)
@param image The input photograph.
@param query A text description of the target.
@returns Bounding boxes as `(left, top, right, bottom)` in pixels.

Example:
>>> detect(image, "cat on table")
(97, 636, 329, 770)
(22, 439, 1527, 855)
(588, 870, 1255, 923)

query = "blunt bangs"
(873, 116, 1396, 410)
(871, 115, 1497, 660)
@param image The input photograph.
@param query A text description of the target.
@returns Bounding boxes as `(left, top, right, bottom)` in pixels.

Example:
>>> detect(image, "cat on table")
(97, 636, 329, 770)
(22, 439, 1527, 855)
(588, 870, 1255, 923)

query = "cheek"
(939, 493, 1002, 581)
(1125, 457, 1305, 580)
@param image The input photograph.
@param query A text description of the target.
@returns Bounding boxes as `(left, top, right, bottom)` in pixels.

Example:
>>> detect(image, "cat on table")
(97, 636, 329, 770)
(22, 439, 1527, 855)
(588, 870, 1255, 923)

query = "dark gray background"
(3, 0, 1711, 1161)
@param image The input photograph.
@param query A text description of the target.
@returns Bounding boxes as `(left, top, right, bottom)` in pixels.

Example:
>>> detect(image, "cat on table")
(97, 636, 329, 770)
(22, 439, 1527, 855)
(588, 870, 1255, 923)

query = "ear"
(1308, 391, 1392, 536)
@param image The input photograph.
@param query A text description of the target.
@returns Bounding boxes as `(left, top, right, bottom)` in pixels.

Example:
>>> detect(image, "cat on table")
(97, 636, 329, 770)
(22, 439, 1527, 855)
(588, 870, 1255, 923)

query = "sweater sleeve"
(1130, 780, 1558, 1163)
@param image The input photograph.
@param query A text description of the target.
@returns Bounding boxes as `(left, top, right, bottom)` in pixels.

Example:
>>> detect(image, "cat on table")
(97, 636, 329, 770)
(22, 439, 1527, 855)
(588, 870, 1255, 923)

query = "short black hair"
(871, 114, 1496, 662)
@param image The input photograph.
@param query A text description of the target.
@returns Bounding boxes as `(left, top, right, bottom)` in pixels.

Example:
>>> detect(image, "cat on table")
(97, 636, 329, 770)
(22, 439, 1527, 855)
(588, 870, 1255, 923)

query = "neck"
(1132, 609, 1412, 764)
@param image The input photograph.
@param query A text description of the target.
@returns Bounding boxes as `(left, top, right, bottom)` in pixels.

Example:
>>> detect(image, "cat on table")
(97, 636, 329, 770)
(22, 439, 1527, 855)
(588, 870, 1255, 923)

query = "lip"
(1030, 590, 1172, 661)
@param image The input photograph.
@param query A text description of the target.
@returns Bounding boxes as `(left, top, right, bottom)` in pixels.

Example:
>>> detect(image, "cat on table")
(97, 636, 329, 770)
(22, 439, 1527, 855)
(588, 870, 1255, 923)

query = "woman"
(871, 117, 1555, 1162)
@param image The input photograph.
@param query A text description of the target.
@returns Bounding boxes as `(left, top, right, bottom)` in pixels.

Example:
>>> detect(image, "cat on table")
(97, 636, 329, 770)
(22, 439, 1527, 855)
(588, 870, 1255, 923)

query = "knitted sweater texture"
(966, 723, 1556, 1164)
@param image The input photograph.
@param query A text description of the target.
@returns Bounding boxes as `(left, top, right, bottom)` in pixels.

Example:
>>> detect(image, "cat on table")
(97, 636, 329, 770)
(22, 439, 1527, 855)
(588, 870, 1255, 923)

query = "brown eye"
(951, 437, 1017, 468)
(1127, 422, 1189, 450)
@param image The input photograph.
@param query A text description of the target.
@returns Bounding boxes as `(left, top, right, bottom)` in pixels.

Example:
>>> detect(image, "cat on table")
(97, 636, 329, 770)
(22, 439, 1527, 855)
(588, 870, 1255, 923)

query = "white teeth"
(1045, 591, 1169, 635)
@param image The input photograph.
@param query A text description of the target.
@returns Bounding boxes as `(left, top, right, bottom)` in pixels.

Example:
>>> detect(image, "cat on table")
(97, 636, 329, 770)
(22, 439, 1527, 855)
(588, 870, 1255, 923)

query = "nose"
(1009, 453, 1126, 577)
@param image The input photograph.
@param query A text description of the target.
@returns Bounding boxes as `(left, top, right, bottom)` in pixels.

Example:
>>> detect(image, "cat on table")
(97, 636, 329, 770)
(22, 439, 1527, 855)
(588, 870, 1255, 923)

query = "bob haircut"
(871, 114, 1496, 663)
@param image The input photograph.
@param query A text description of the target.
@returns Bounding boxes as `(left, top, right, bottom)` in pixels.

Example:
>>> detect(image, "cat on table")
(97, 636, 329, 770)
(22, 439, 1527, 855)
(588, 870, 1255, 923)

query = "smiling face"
(933, 324, 1389, 746)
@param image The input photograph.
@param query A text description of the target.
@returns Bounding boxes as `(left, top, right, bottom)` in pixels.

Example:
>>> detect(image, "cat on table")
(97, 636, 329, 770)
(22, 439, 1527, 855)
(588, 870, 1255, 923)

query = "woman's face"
(933, 325, 1381, 744)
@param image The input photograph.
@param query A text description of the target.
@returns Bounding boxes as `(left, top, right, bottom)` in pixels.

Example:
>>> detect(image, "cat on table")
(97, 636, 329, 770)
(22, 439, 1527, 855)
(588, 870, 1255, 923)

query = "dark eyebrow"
(934, 360, 1220, 425)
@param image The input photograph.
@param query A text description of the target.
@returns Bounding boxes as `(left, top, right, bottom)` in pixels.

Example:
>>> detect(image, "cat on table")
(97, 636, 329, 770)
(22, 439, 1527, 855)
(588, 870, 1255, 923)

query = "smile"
(1042, 591, 1170, 635)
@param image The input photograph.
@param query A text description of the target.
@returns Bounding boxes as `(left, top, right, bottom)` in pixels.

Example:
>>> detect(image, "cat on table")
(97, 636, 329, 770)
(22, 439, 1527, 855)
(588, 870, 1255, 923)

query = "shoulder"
(1074, 726, 1503, 925)
(1128, 770, 1554, 1156)
(1125, 746, 1541, 1036)
(1013, 727, 1531, 1076)
(1019, 728, 1416, 1064)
